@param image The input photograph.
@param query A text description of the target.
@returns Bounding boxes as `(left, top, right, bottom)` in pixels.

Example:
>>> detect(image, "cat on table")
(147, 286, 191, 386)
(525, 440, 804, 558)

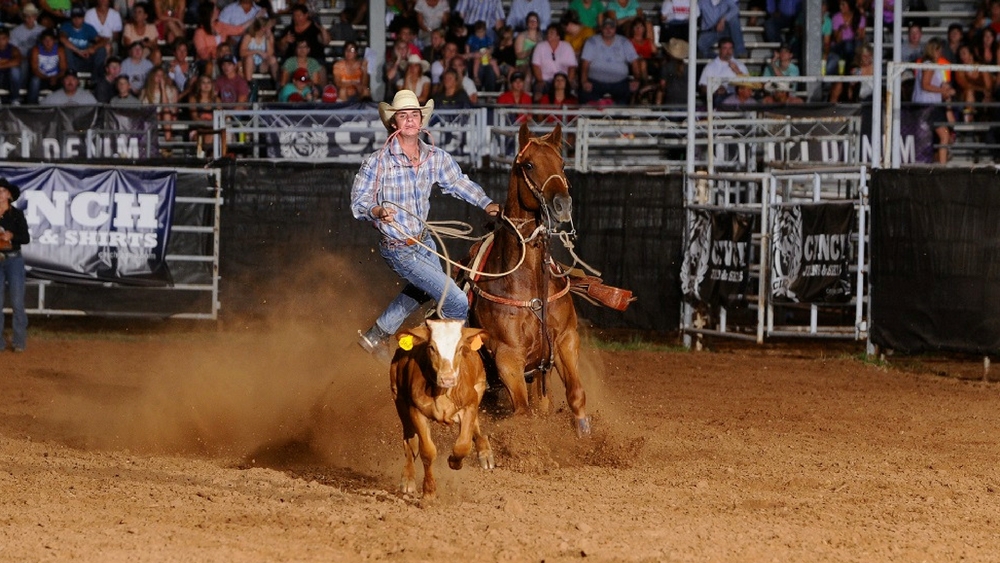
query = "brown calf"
(389, 319, 495, 499)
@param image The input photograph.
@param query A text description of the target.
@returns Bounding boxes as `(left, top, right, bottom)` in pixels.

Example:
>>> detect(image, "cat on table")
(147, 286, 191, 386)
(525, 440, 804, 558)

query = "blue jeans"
(0, 253, 28, 350)
(581, 78, 631, 105)
(764, 12, 797, 44)
(374, 239, 468, 335)
(66, 49, 107, 81)
(698, 17, 747, 58)
(0, 66, 23, 104)
(28, 74, 61, 105)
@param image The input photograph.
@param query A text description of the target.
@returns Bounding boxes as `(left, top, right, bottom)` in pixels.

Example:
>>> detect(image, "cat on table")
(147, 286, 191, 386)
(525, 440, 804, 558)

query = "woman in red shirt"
(629, 18, 654, 84)
(497, 70, 532, 104)
(538, 72, 577, 106)
(497, 71, 532, 123)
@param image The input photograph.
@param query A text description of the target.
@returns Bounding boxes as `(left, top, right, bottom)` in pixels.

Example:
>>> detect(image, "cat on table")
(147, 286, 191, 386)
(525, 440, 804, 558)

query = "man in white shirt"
(414, 0, 450, 44)
(84, 0, 122, 58)
(660, 0, 691, 42)
(697, 37, 748, 105)
(12, 5, 45, 76)
(10, 5, 42, 102)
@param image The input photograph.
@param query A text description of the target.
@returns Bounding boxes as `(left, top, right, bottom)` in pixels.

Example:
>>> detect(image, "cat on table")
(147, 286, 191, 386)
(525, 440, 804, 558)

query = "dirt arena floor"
(2, 266, 1000, 562)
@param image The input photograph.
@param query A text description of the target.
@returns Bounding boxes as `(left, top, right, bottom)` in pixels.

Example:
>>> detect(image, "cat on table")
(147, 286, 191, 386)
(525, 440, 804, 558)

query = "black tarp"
(869, 168, 1000, 354)
(218, 162, 685, 332)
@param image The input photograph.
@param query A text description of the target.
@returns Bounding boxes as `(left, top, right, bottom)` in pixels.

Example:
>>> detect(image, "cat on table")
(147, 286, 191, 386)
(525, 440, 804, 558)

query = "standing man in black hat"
(0, 178, 29, 353)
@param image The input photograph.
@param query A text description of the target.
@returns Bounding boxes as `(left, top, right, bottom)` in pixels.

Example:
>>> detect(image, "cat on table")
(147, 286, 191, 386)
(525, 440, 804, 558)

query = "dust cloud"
(45, 253, 405, 478)
(41, 251, 633, 482)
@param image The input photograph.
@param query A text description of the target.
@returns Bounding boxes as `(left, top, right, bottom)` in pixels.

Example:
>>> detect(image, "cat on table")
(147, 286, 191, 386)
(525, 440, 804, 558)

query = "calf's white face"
(426, 319, 465, 388)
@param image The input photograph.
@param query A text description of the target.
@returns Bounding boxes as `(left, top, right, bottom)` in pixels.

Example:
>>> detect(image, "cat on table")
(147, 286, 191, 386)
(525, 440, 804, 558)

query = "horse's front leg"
(554, 329, 590, 436)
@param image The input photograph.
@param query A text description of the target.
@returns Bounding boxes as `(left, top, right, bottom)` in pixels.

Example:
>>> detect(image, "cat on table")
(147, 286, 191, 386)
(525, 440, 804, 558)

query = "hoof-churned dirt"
(2, 319, 998, 562)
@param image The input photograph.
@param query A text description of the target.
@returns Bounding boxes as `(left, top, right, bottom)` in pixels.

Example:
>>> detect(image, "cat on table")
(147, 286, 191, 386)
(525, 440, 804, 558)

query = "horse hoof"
(574, 416, 592, 438)
(479, 452, 496, 470)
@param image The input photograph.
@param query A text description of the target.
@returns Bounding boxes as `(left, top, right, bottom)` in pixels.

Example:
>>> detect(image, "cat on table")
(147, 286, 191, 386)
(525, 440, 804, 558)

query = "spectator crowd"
(0, 0, 997, 162)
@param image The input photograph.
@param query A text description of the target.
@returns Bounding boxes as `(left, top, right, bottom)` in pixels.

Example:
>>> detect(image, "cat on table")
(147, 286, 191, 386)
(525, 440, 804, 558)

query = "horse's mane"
(526, 135, 561, 151)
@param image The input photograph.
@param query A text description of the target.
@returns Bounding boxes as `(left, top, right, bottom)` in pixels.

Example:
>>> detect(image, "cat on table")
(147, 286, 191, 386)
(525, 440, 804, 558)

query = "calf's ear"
(462, 328, 489, 351)
(397, 326, 430, 350)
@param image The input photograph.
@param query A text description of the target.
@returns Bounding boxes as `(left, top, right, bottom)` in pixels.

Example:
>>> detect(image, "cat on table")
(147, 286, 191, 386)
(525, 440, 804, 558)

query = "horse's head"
(510, 122, 572, 227)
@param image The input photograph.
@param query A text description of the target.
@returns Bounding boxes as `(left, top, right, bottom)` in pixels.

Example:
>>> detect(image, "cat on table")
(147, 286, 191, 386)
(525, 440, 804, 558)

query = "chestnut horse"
(468, 123, 590, 436)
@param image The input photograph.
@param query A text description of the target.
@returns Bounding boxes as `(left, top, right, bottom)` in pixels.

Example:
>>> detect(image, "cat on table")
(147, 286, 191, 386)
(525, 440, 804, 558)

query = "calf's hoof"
(447, 455, 464, 470)
(400, 478, 418, 495)
(574, 415, 592, 438)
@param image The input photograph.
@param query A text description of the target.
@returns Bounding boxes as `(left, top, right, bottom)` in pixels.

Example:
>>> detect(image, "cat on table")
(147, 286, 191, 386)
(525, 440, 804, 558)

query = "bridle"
(512, 138, 571, 231)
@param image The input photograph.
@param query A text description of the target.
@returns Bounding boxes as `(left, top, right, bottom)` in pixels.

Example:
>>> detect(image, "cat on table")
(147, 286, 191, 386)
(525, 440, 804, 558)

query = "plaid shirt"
(351, 138, 493, 243)
(455, 0, 506, 27)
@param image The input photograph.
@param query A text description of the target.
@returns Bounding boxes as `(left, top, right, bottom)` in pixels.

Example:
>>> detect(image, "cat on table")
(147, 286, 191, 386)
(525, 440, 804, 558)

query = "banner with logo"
(761, 103, 935, 165)
(259, 103, 478, 161)
(0, 106, 158, 160)
(0, 165, 176, 286)
(680, 209, 755, 307)
(770, 203, 855, 303)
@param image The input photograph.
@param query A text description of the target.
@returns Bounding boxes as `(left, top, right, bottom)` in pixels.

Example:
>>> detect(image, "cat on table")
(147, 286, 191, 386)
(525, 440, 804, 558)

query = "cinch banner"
(0, 106, 158, 160)
(0, 166, 176, 286)
(680, 209, 755, 307)
(771, 202, 855, 303)
(259, 103, 478, 161)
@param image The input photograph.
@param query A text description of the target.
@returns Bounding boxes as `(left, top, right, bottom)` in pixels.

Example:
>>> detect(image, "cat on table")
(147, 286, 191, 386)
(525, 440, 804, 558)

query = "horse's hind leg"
(495, 347, 530, 415)
(530, 376, 551, 414)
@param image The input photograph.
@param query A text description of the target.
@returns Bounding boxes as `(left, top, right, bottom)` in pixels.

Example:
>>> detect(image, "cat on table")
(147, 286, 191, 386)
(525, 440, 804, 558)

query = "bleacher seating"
(2, 0, 992, 163)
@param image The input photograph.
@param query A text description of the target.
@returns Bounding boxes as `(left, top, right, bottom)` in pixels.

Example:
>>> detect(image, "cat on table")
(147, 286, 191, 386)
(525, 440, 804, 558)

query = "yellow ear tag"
(470, 334, 483, 351)
(398, 335, 413, 351)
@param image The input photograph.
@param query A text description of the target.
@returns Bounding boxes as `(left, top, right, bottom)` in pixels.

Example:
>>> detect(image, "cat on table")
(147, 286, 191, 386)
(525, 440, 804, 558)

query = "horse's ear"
(549, 123, 562, 147)
(518, 121, 531, 152)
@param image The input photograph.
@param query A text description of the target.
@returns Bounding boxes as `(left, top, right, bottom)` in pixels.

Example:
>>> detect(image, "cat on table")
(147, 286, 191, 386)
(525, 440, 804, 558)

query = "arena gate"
(679, 167, 870, 345)
(0, 162, 222, 319)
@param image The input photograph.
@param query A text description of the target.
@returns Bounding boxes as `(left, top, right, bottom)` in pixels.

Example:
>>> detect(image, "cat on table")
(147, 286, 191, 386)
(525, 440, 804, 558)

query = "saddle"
(460, 233, 636, 312)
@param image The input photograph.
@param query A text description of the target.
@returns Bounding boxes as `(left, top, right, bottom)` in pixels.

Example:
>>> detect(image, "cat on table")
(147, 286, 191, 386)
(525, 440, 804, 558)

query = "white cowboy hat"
(378, 90, 434, 131)
(666, 38, 689, 60)
(400, 53, 430, 74)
